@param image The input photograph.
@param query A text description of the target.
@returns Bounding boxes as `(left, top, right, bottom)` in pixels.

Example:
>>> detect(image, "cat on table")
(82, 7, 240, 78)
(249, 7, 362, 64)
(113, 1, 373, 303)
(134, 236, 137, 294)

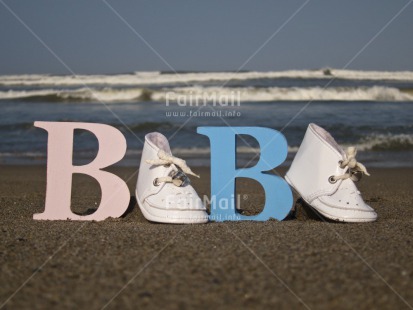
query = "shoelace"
(146, 150, 199, 186)
(331, 147, 370, 183)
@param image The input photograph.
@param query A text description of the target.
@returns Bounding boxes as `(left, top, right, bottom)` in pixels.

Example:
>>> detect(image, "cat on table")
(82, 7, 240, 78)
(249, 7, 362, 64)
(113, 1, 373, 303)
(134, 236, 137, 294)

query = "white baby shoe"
(285, 123, 377, 222)
(136, 132, 208, 224)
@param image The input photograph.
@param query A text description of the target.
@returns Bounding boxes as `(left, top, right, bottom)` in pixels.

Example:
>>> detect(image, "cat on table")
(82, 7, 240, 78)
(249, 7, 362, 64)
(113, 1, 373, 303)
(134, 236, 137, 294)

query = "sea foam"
(1, 86, 412, 102)
(1, 69, 413, 87)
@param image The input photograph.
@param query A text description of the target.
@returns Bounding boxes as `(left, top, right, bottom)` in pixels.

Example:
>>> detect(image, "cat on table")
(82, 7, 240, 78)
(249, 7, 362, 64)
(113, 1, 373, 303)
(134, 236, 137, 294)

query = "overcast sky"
(1, 0, 412, 74)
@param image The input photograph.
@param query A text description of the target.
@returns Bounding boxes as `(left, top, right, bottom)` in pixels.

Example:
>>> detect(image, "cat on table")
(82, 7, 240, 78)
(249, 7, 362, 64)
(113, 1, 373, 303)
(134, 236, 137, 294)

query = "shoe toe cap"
(313, 196, 377, 222)
(146, 185, 205, 211)
(309, 178, 378, 222)
(137, 182, 209, 223)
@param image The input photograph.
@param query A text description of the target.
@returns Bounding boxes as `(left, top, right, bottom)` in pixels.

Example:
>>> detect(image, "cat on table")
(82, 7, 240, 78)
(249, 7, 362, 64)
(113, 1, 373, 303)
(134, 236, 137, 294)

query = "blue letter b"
(197, 127, 292, 221)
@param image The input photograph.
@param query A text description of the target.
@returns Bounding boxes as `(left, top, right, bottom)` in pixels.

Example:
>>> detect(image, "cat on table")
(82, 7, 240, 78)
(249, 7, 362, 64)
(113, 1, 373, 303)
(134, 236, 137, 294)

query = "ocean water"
(1, 69, 412, 167)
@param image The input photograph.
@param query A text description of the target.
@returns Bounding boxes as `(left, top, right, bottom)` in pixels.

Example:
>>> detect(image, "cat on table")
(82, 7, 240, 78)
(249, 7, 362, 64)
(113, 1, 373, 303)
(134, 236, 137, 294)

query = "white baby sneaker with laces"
(285, 123, 377, 222)
(136, 132, 208, 224)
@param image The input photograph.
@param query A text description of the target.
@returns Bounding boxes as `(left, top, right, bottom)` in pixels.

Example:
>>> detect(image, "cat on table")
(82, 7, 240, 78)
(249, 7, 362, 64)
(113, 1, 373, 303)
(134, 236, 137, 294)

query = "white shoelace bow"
(146, 150, 199, 186)
(332, 147, 370, 182)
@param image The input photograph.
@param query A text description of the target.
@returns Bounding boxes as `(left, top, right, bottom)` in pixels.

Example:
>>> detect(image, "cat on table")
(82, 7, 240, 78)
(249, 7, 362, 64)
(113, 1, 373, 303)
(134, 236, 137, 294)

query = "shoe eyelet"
(164, 164, 171, 168)
(153, 178, 160, 186)
(328, 176, 337, 184)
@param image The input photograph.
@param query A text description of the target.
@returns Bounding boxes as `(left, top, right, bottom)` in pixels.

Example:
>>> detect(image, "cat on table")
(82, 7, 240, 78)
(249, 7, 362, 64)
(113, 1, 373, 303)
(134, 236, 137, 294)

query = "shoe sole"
(285, 175, 377, 223)
(135, 190, 209, 224)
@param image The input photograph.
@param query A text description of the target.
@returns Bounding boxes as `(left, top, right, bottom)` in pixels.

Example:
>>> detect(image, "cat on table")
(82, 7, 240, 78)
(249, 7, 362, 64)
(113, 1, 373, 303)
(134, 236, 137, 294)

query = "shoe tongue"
(146, 132, 172, 154)
(310, 123, 345, 157)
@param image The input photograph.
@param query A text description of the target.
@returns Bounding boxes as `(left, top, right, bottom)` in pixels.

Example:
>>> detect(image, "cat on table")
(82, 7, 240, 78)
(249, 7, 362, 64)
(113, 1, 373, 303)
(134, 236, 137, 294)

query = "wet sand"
(0, 165, 412, 309)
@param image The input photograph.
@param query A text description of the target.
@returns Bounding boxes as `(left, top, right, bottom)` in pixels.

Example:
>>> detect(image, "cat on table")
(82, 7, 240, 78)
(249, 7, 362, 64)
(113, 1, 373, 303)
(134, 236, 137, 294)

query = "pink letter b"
(34, 122, 130, 221)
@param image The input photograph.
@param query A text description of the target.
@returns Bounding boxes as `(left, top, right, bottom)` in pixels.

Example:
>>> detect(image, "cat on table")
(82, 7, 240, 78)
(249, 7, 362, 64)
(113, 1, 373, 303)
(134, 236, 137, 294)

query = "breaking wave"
(234, 134, 413, 152)
(354, 134, 413, 151)
(0, 86, 412, 102)
(1, 69, 413, 87)
(0, 87, 152, 102)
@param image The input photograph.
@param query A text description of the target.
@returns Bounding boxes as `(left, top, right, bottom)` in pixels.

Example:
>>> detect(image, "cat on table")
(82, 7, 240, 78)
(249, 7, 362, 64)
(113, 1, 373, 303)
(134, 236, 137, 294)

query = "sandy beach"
(0, 165, 412, 309)
(2, 0, 413, 309)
